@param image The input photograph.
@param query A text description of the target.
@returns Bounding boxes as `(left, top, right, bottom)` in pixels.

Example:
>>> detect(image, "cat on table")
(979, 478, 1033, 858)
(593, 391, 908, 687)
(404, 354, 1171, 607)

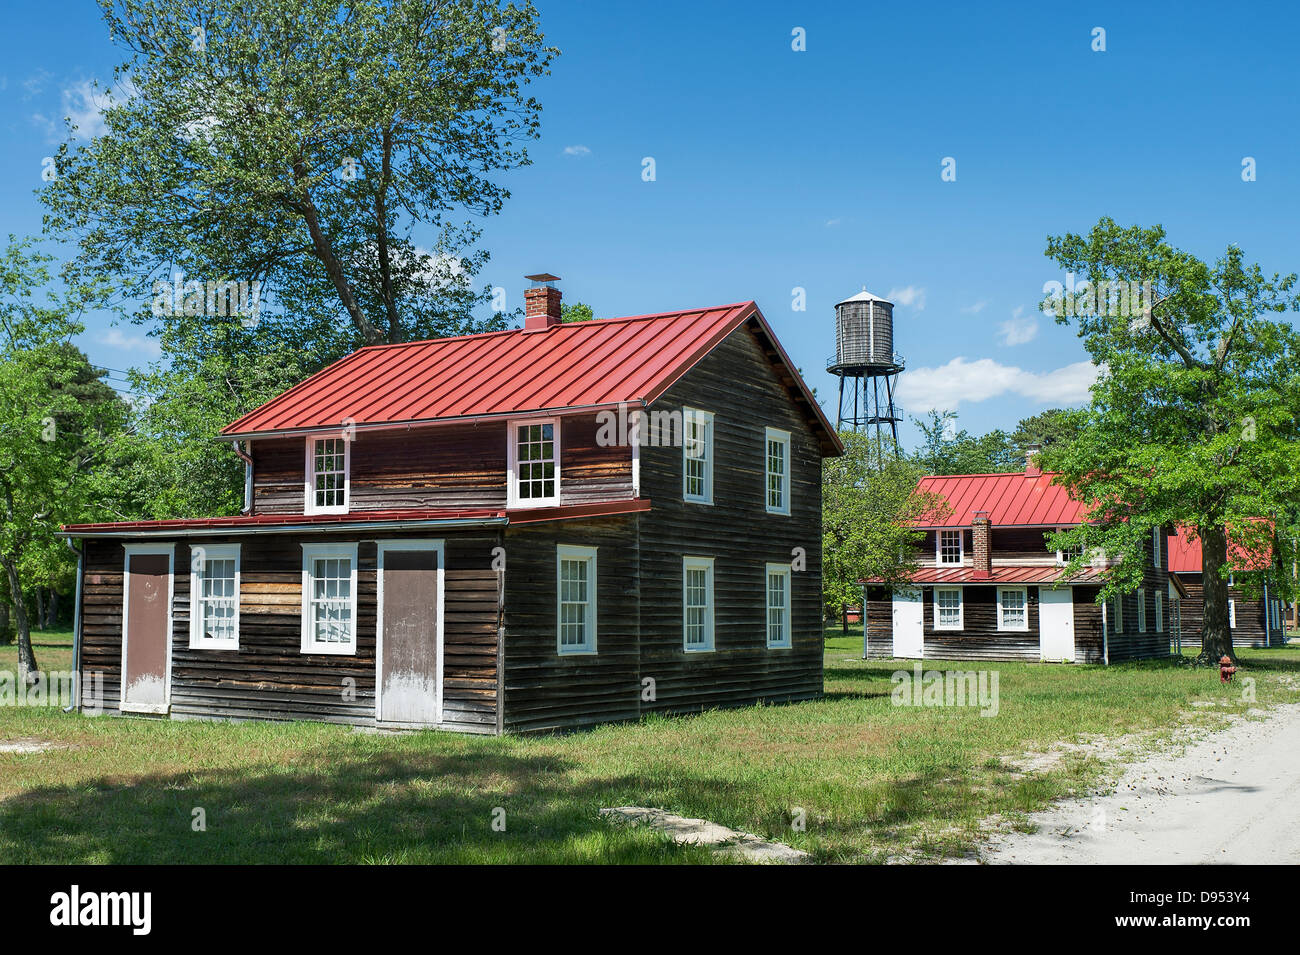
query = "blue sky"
(2, 1, 1297, 445)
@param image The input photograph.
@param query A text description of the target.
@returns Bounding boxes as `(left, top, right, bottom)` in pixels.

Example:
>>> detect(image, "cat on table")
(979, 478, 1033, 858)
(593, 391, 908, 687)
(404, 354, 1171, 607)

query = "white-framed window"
(305, 435, 350, 514)
(764, 428, 791, 515)
(1054, 526, 1085, 564)
(1152, 527, 1162, 569)
(556, 544, 597, 655)
(934, 587, 963, 630)
(936, 529, 963, 566)
(997, 587, 1028, 631)
(508, 418, 560, 507)
(1229, 599, 1236, 629)
(1137, 588, 1147, 632)
(301, 543, 359, 655)
(1155, 591, 1164, 633)
(1112, 595, 1125, 633)
(189, 544, 240, 649)
(765, 563, 791, 648)
(682, 408, 714, 504)
(682, 556, 715, 651)
(1228, 571, 1235, 587)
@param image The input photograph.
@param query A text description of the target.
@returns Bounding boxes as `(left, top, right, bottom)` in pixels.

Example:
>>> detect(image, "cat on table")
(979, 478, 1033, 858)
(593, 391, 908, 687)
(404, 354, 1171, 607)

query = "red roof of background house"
(1166, 525, 1275, 574)
(914, 472, 1087, 528)
(221, 301, 841, 453)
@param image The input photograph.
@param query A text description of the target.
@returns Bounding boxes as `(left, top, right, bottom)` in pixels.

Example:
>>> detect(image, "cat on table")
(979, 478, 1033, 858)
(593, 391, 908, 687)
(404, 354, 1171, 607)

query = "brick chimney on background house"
(972, 510, 992, 579)
(523, 273, 562, 331)
(1025, 443, 1042, 477)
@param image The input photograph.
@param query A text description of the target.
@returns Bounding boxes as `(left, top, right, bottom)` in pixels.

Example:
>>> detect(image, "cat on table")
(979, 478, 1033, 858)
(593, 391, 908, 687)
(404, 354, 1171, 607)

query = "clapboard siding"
(1173, 574, 1283, 648)
(919, 585, 1041, 661)
(251, 414, 632, 515)
(501, 516, 641, 733)
(636, 322, 824, 715)
(77, 531, 502, 730)
(1073, 586, 1105, 663)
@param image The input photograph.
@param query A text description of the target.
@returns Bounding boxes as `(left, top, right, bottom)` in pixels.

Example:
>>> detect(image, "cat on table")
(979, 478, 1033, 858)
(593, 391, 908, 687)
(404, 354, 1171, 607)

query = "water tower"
(826, 287, 904, 456)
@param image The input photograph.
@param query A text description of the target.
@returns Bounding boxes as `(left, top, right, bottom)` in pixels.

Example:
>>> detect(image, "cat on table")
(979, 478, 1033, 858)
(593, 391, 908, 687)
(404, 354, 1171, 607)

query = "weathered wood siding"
(635, 322, 824, 714)
(76, 531, 501, 731)
(1173, 574, 1283, 648)
(250, 413, 632, 515)
(919, 585, 1042, 662)
(501, 516, 641, 734)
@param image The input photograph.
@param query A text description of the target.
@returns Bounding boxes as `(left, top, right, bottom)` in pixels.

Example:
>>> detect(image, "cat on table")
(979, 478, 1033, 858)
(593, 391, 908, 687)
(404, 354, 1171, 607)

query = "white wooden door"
(1039, 587, 1075, 662)
(891, 590, 924, 659)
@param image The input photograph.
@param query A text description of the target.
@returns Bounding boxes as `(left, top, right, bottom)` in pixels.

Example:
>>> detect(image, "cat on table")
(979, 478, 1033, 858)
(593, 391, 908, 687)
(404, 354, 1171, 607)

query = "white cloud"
(887, 285, 926, 311)
(824, 217, 842, 227)
(997, 306, 1038, 346)
(97, 328, 161, 356)
(38, 78, 136, 142)
(897, 357, 1097, 410)
(960, 299, 990, 314)
(563, 144, 591, 156)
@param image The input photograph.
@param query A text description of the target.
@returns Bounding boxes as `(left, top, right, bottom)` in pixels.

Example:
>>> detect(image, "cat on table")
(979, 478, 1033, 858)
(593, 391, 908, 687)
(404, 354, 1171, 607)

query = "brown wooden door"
(378, 546, 441, 723)
(122, 549, 173, 713)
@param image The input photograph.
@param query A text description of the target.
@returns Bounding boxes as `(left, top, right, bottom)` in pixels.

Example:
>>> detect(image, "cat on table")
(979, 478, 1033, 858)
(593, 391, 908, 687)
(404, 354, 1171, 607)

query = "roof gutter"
(59, 516, 509, 540)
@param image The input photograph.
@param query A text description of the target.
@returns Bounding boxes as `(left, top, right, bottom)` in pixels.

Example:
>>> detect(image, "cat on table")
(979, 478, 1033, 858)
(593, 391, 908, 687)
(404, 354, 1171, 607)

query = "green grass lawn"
(1, 625, 1297, 863)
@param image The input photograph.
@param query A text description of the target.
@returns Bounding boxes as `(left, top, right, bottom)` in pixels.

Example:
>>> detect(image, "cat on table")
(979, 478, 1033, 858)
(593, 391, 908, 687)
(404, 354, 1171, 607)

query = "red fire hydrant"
(1219, 655, 1237, 683)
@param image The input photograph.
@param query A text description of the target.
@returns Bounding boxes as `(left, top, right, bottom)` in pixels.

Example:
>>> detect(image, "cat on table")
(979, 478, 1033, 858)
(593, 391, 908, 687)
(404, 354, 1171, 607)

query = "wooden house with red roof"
(864, 449, 1181, 663)
(1166, 527, 1286, 649)
(60, 279, 842, 733)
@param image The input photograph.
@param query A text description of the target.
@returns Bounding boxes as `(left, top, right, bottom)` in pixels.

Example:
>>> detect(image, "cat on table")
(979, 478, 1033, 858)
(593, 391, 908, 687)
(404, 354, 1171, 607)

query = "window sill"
(188, 642, 240, 651)
(684, 646, 716, 653)
(557, 649, 598, 657)
(301, 645, 358, 656)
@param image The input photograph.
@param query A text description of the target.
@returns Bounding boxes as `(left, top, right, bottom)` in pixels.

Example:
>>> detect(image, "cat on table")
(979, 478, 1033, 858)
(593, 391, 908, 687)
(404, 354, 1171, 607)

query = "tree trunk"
(0, 600, 9, 645)
(33, 586, 46, 631)
(1195, 524, 1235, 665)
(46, 589, 59, 629)
(1, 557, 38, 684)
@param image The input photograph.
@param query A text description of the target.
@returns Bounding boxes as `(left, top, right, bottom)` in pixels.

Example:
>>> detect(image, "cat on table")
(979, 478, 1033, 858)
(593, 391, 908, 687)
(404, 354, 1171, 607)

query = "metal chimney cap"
(525, 273, 561, 286)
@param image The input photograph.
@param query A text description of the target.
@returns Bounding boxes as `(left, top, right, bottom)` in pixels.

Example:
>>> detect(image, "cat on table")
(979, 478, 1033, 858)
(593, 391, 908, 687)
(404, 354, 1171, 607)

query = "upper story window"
(764, 428, 791, 515)
(1055, 527, 1084, 564)
(765, 563, 791, 648)
(682, 408, 714, 504)
(508, 418, 560, 507)
(937, 529, 963, 565)
(301, 543, 358, 655)
(1151, 527, 1162, 569)
(189, 544, 240, 649)
(305, 436, 350, 514)
(557, 544, 597, 655)
(683, 556, 715, 651)
(996, 587, 1027, 631)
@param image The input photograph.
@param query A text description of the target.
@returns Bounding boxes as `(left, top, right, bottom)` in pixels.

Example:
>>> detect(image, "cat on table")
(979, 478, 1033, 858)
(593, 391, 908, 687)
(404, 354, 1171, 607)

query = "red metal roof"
(1167, 525, 1275, 575)
(60, 500, 651, 537)
(220, 302, 840, 453)
(863, 565, 1104, 585)
(914, 471, 1088, 528)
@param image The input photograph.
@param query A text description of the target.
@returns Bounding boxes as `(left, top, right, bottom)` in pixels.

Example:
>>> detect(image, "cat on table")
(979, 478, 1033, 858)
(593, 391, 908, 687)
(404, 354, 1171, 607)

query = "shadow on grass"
(0, 745, 725, 864)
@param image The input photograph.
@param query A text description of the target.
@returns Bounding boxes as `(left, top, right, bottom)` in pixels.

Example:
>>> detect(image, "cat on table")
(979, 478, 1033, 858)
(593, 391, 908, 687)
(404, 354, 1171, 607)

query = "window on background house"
(305, 436, 349, 513)
(1137, 588, 1147, 632)
(997, 587, 1028, 631)
(1113, 595, 1125, 634)
(935, 588, 963, 630)
(1152, 527, 1162, 569)
(300, 543, 358, 654)
(1155, 591, 1164, 633)
(683, 556, 715, 651)
(1054, 527, 1083, 565)
(509, 419, 560, 506)
(764, 428, 791, 515)
(1229, 599, 1237, 629)
(189, 544, 240, 649)
(683, 408, 714, 504)
(765, 563, 791, 648)
(556, 545, 597, 655)
(937, 529, 963, 565)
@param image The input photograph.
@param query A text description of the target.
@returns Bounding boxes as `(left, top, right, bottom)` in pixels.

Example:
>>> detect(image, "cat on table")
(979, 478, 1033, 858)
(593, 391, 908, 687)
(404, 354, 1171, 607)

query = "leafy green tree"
(1009, 408, 1081, 459)
(910, 410, 1019, 475)
(560, 301, 595, 323)
(44, 0, 554, 347)
(823, 432, 949, 633)
(0, 239, 123, 682)
(1041, 218, 1300, 664)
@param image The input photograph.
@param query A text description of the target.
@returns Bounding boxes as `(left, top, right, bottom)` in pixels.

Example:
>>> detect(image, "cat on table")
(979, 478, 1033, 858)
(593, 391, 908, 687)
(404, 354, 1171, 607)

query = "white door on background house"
(1039, 587, 1075, 662)
(891, 590, 924, 659)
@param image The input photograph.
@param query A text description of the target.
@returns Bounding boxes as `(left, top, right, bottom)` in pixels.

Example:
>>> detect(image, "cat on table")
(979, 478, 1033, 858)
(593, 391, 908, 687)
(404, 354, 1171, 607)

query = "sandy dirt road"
(979, 703, 1300, 864)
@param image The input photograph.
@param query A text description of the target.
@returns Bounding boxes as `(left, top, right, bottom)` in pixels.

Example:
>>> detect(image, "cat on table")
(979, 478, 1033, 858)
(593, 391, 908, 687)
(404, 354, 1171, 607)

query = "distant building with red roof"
(1166, 526, 1286, 648)
(863, 448, 1181, 664)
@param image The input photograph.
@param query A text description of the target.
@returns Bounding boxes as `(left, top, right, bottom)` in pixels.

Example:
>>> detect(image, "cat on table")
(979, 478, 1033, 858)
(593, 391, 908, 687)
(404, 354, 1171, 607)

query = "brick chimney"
(1025, 443, 1042, 477)
(972, 510, 992, 579)
(523, 273, 562, 331)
